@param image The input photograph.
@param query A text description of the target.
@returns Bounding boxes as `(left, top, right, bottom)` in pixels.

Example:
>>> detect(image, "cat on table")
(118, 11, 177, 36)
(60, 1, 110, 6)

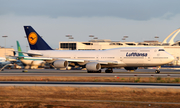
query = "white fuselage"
(27, 47, 174, 67)
(20, 59, 45, 66)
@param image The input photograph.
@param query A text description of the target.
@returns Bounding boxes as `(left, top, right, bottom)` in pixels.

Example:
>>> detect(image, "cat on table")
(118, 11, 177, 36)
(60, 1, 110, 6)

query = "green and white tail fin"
(16, 41, 24, 57)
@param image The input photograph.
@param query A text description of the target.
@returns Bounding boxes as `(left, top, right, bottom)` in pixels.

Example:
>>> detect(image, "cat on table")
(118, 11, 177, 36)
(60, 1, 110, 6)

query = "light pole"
(93, 37, 98, 40)
(123, 36, 128, 38)
(122, 36, 128, 46)
(89, 35, 94, 50)
(2, 36, 8, 58)
(89, 35, 94, 41)
(24, 36, 28, 52)
(69, 37, 74, 50)
(154, 36, 159, 44)
(66, 34, 72, 50)
(123, 36, 128, 42)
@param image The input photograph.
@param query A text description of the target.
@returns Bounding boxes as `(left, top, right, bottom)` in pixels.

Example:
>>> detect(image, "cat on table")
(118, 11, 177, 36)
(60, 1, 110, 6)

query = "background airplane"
(23, 26, 174, 73)
(16, 41, 52, 69)
(0, 57, 10, 67)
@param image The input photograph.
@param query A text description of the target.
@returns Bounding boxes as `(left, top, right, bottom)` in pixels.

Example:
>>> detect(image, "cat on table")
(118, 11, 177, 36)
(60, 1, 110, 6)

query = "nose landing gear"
(155, 66, 161, 74)
(155, 70, 160, 74)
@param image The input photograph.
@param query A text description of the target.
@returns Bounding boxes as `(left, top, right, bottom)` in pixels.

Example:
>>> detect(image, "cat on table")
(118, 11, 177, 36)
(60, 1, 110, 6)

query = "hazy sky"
(1, 0, 180, 51)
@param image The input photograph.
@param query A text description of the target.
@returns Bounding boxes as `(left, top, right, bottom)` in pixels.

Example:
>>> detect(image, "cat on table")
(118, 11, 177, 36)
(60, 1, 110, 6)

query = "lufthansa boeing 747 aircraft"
(23, 26, 174, 74)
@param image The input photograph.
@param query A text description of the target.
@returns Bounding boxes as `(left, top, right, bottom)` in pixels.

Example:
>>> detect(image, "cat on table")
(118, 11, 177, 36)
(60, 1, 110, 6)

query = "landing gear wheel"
(155, 70, 160, 74)
(87, 70, 101, 73)
(105, 68, 113, 73)
(87, 71, 92, 73)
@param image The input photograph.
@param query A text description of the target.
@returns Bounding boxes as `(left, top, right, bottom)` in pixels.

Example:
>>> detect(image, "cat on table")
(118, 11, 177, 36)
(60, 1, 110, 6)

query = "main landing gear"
(105, 68, 113, 73)
(87, 68, 114, 73)
(155, 66, 161, 74)
(87, 70, 101, 73)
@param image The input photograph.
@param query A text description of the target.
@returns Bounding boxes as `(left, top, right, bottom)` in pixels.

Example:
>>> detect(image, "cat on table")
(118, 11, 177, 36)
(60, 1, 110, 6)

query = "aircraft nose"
(169, 54, 174, 62)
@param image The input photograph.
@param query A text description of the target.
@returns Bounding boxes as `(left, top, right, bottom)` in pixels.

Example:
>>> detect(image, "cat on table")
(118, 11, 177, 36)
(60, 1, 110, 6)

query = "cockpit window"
(158, 49, 165, 51)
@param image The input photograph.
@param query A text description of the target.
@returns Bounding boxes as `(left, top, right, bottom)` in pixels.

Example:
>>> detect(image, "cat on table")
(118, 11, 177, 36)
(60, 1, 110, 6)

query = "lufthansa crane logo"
(28, 32, 38, 45)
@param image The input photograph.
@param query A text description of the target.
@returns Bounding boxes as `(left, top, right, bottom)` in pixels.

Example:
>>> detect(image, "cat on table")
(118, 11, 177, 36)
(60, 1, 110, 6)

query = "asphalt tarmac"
(0, 68, 180, 77)
(0, 81, 180, 88)
(0, 69, 180, 88)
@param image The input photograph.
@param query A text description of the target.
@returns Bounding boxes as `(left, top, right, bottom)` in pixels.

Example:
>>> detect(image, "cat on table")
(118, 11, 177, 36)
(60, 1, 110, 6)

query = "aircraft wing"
(14, 51, 43, 57)
(95, 60, 121, 65)
(85, 60, 124, 65)
(62, 59, 85, 62)
(8, 54, 123, 65)
(59, 58, 123, 65)
(7, 55, 53, 61)
(16, 56, 53, 61)
(23, 57, 53, 60)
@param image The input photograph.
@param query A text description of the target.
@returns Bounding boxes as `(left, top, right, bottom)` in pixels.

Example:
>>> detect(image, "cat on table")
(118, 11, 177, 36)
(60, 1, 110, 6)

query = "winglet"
(24, 26, 53, 50)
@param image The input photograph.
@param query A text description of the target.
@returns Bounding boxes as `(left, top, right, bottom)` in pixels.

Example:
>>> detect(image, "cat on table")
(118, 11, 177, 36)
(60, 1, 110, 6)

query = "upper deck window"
(158, 49, 165, 51)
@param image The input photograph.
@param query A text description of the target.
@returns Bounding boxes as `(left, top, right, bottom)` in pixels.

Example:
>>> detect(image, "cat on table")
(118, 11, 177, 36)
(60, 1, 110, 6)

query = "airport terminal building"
(59, 28, 180, 65)
(0, 47, 14, 58)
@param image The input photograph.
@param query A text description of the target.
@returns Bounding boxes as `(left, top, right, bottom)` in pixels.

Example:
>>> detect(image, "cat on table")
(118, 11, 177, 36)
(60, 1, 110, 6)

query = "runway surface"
(1, 81, 180, 88)
(0, 69, 180, 77)
(0, 69, 180, 88)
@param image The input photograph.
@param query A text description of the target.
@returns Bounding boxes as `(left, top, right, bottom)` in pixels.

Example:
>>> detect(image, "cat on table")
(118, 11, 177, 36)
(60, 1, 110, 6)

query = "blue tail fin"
(24, 26, 52, 50)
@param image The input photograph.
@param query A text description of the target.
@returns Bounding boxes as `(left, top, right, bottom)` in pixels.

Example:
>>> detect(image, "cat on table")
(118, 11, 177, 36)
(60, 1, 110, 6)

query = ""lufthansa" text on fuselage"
(126, 52, 148, 57)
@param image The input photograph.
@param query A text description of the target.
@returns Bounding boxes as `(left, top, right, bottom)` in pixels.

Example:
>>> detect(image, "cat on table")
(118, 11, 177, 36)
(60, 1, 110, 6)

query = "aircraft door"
(120, 57, 123, 61)
(96, 55, 99, 60)
(146, 50, 153, 66)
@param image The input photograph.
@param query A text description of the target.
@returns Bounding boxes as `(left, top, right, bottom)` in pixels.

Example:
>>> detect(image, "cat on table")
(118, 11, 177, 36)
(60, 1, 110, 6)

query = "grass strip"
(0, 86, 180, 108)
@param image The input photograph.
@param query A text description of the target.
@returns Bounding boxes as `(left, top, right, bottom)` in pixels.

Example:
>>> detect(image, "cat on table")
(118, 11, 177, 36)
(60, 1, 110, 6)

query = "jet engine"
(21, 60, 45, 66)
(86, 62, 101, 71)
(124, 67, 138, 71)
(31, 61, 45, 66)
(53, 60, 68, 68)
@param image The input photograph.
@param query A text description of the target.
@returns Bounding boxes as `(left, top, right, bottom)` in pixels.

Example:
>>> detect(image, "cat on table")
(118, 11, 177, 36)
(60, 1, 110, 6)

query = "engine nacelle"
(86, 62, 101, 71)
(20, 60, 33, 65)
(53, 60, 68, 68)
(32, 61, 45, 66)
(124, 67, 138, 71)
(20, 60, 45, 66)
